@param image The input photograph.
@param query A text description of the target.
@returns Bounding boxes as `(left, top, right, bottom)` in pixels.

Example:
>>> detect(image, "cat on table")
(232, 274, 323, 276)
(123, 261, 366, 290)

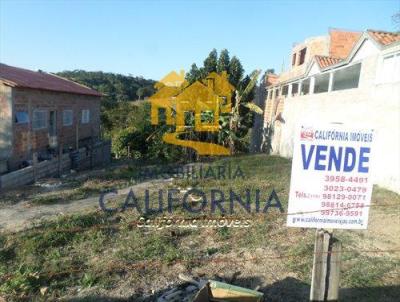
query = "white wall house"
(264, 30, 400, 193)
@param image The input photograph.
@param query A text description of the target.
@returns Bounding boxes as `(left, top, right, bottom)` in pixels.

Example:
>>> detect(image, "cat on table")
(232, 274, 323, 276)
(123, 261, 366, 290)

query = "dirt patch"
(0, 178, 172, 232)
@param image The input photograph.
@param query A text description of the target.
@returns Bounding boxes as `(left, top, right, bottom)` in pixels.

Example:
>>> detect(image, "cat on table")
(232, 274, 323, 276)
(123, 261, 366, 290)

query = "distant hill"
(56, 70, 156, 106)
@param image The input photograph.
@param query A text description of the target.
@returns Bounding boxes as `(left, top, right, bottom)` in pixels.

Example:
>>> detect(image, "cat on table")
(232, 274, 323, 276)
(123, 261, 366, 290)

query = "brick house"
(0, 63, 102, 173)
(263, 28, 400, 192)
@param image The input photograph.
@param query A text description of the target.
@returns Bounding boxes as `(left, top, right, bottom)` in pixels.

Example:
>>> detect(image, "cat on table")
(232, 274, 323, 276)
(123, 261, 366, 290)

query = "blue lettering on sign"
(301, 144, 370, 173)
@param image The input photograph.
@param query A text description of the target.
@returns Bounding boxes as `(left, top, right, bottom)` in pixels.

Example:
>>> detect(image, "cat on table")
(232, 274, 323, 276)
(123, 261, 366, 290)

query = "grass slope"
(0, 154, 399, 301)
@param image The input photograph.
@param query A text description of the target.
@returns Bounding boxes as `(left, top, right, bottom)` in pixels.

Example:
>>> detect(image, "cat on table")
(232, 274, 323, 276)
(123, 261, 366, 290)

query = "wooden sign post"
(310, 229, 342, 301)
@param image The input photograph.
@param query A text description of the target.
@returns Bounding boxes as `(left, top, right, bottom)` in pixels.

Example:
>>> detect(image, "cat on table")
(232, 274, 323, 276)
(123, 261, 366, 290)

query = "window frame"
(332, 62, 362, 91)
(314, 73, 330, 94)
(377, 51, 400, 84)
(15, 111, 30, 124)
(81, 109, 90, 124)
(292, 53, 297, 66)
(32, 109, 47, 130)
(299, 48, 307, 65)
(63, 109, 73, 126)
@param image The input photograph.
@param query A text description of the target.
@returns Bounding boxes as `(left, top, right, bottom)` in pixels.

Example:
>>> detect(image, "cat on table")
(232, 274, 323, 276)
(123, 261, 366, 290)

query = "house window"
(291, 83, 299, 96)
(15, 111, 29, 124)
(299, 48, 307, 65)
(301, 78, 310, 95)
(184, 111, 194, 127)
(314, 73, 330, 94)
(282, 85, 289, 97)
(201, 110, 214, 123)
(292, 53, 297, 66)
(378, 53, 400, 83)
(158, 108, 166, 123)
(81, 109, 90, 124)
(63, 110, 73, 126)
(333, 63, 361, 91)
(32, 110, 47, 130)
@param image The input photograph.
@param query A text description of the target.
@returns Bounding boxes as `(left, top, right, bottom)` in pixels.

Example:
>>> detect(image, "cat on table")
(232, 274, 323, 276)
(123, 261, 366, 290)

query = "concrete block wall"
(0, 141, 111, 191)
(264, 42, 400, 193)
(269, 80, 400, 193)
(0, 166, 34, 188)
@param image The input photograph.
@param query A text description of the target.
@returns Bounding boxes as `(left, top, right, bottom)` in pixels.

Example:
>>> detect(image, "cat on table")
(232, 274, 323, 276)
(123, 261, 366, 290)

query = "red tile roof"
(315, 55, 342, 68)
(367, 30, 400, 46)
(0, 63, 102, 97)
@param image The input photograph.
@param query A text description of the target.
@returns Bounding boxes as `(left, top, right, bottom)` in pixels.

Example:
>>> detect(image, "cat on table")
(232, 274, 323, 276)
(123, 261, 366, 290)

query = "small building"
(0, 63, 102, 173)
(159, 70, 186, 87)
(263, 29, 400, 192)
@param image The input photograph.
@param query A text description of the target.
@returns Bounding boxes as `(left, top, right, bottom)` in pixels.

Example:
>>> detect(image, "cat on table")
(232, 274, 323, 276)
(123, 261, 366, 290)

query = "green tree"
(184, 49, 262, 155)
(203, 49, 218, 74)
(228, 56, 244, 87)
(56, 70, 156, 135)
(136, 87, 145, 100)
(185, 63, 202, 84)
(217, 49, 230, 73)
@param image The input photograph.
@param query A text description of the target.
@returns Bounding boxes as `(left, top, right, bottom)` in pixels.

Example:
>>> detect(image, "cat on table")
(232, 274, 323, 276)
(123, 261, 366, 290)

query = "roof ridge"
(0, 63, 45, 76)
(49, 72, 101, 94)
(0, 63, 102, 97)
(329, 27, 362, 34)
(367, 29, 400, 35)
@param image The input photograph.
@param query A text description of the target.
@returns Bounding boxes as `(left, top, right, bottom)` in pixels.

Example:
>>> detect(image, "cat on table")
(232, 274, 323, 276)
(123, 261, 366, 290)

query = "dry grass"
(0, 154, 399, 301)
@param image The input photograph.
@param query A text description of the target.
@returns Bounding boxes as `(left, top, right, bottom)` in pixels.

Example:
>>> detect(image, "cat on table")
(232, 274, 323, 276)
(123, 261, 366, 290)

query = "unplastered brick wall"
(329, 29, 361, 59)
(279, 36, 330, 83)
(10, 87, 101, 170)
(0, 84, 12, 169)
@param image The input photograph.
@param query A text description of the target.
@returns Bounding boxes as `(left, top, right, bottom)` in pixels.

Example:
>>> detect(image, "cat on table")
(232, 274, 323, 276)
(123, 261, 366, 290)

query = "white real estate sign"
(287, 123, 375, 229)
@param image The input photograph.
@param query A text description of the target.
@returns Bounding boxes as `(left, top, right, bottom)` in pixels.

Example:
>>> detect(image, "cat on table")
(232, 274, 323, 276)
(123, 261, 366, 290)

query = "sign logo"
(300, 126, 315, 141)
(149, 71, 235, 155)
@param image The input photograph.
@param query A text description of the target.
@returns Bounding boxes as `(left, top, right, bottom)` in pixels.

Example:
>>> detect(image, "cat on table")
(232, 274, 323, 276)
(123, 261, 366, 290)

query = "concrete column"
(270, 88, 277, 121)
(288, 84, 293, 98)
(310, 77, 315, 94)
(299, 81, 303, 96)
(328, 72, 334, 92)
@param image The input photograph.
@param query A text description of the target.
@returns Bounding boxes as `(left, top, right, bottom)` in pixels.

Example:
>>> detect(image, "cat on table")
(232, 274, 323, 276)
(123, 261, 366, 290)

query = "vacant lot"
(0, 154, 399, 301)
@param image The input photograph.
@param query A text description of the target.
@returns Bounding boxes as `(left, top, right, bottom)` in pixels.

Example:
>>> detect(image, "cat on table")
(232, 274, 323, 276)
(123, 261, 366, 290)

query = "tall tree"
(228, 56, 244, 87)
(185, 63, 202, 84)
(250, 72, 267, 153)
(217, 49, 230, 73)
(203, 49, 218, 74)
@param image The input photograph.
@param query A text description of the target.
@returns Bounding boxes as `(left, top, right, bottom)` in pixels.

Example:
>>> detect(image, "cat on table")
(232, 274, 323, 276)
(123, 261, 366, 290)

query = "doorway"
(49, 110, 57, 137)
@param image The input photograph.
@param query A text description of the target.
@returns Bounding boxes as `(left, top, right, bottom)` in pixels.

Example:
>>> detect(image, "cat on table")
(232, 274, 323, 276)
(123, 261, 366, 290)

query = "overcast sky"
(1, 0, 399, 80)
